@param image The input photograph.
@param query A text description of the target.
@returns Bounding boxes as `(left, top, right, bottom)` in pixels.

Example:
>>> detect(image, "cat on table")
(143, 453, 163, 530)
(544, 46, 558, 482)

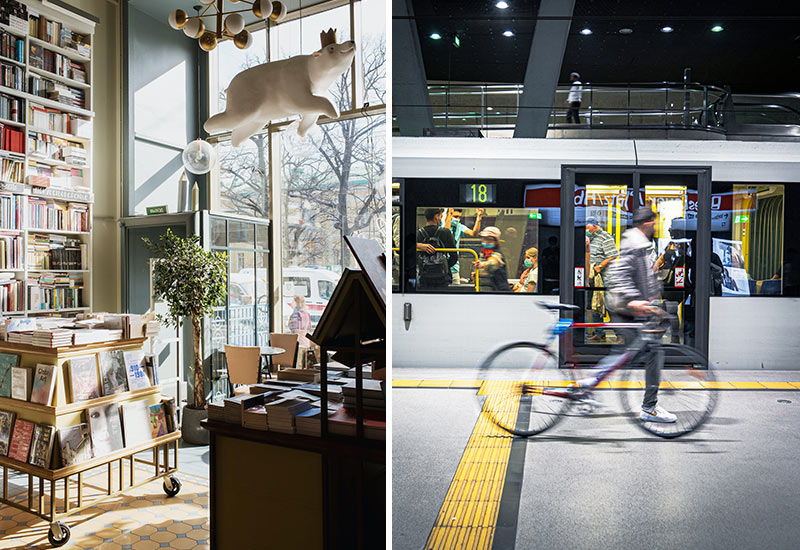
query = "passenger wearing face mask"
(472, 226, 511, 292)
(513, 247, 538, 293)
(443, 208, 484, 284)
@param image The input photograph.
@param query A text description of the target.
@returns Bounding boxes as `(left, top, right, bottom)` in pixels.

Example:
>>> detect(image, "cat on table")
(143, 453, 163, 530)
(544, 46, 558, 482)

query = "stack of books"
(223, 393, 265, 425)
(144, 320, 160, 338)
(328, 407, 386, 440)
(296, 382, 344, 403)
(242, 405, 268, 431)
(7, 330, 33, 345)
(32, 329, 72, 348)
(295, 405, 338, 437)
(207, 401, 225, 422)
(264, 398, 312, 434)
(276, 368, 320, 383)
(342, 379, 385, 411)
(71, 328, 121, 345)
(62, 146, 86, 166)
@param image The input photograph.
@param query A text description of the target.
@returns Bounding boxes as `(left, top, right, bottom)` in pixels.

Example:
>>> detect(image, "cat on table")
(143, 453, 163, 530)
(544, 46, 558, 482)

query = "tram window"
(414, 207, 554, 293)
(710, 184, 784, 296)
(392, 205, 400, 291)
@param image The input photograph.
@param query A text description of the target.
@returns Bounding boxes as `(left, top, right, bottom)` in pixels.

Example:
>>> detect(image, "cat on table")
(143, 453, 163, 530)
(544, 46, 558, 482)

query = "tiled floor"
(0, 442, 210, 549)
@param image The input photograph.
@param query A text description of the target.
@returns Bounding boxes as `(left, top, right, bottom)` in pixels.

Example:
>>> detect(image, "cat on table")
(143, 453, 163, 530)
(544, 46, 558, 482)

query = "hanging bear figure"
(204, 28, 355, 145)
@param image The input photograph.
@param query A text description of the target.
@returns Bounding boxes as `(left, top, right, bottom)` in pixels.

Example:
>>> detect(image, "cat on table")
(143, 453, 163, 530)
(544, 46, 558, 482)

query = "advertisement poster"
(712, 238, 750, 296)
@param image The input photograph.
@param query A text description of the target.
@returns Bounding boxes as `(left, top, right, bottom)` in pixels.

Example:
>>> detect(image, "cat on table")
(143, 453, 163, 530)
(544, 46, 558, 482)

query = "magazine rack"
(0, 338, 182, 547)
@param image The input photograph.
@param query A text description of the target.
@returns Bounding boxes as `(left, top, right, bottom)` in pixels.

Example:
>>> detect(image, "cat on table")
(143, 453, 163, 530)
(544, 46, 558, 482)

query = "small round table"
(259, 346, 285, 381)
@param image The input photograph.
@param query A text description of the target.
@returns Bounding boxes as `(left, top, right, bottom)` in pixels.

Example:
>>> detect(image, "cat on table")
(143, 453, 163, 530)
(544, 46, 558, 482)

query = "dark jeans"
(567, 101, 581, 123)
(609, 310, 663, 409)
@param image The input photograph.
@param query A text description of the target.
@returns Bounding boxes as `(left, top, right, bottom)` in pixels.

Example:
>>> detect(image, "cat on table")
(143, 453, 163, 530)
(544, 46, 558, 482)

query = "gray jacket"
(606, 227, 662, 313)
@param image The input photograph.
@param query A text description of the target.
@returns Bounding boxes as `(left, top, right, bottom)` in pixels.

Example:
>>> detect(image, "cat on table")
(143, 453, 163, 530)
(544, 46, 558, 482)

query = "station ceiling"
(408, 0, 800, 93)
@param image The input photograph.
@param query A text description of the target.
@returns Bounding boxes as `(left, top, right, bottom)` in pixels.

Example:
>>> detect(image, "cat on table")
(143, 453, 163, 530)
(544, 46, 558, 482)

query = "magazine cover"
(121, 399, 152, 447)
(123, 350, 150, 391)
(88, 403, 124, 456)
(8, 418, 34, 462)
(98, 350, 128, 396)
(28, 424, 55, 468)
(68, 355, 101, 402)
(59, 423, 94, 466)
(0, 352, 20, 398)
(149, 403, 167, 438)
(30, 364, 58, 406)
(0, 409, 15, 456)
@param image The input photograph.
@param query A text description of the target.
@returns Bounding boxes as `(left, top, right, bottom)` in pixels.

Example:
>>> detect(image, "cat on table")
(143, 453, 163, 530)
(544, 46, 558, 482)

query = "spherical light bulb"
(183, 19, 205, 39)
(182, 139, 216, 175)
(252, 0, 272, 19)
(168, 9, 187, 30)
(225, 13, 245, 35)
(270, 1, 287, 22)
(199, 31, 218, 52)
(233, 30, 253, 50)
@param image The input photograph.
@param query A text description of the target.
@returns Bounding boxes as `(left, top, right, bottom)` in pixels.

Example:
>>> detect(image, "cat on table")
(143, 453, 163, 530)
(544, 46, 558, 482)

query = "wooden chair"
(268, 333, 299, 372)
(224, 345, 261, 395)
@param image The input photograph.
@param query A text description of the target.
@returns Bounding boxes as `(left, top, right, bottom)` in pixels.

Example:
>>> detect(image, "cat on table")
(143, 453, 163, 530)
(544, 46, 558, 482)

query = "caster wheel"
(163, 475, 182, 497)
(48, 521, 70, 547)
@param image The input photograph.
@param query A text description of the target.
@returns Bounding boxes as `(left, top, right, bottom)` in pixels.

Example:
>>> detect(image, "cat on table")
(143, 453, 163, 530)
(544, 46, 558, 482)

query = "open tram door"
(558, 167, 712, 366)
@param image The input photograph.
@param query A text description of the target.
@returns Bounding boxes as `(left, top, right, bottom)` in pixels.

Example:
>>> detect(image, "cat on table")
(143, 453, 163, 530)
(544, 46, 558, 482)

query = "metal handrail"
(394, 247, 481, 291)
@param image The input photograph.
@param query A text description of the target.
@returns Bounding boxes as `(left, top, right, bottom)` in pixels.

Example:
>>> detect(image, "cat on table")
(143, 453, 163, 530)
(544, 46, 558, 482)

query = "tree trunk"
(192, 315, 206, 409)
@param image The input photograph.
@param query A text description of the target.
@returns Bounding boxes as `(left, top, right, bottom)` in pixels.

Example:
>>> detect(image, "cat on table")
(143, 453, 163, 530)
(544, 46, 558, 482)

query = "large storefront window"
(216, 134, 269, 217)
(209, 29, 267, 117)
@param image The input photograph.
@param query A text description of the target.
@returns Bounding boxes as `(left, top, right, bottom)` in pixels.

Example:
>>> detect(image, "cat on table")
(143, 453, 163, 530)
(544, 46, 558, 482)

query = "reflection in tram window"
(392, 204, 400, 290)
(414, 207, 549, 293)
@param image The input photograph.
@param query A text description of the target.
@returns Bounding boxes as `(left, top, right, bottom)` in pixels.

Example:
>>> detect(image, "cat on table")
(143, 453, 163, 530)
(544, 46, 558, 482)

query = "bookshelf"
(0, 1, 95, 318)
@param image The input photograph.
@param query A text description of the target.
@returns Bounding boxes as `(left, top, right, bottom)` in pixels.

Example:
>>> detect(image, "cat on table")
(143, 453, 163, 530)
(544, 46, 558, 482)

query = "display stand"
(0, 338, 182, 547)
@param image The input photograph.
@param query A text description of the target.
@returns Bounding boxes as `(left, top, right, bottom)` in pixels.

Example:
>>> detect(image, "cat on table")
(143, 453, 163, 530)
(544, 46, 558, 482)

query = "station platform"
(392, 368, 800, 550)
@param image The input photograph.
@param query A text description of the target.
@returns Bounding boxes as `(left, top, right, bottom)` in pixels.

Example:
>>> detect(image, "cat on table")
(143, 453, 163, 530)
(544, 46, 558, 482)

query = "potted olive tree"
(144, 229, 227, 444)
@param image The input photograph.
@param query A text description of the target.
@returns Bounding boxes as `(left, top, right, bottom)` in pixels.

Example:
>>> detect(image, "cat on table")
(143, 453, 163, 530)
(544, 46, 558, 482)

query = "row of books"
(0, 277, 22, 311)
(0, 61, 22, 90)
(29, 76, 85, 108)
(0, 396, 176, 470)
(27, 283, 83, 311)
(28, 45, 86, 84)
(0, 29, 23, 62)
(27, 197, 89, 231)
(0, 191, 20, 228)
(28, 106, 87, 135)
(0, 156, 22, 182)
(28, 162, 86, 190)
(27, 131, 86, 164)
(0, 93, 22, 123)
(0, 234, 21, 269)
(0, 122, 23, 153)
(27, 233, 87, 270)
(29, 15, 91, 59)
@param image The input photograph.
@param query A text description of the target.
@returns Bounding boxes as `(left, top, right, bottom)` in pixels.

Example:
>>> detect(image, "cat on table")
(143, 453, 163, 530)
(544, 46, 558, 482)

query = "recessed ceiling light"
(580, 28, 592, 35)
(711, 25, 723, 32)
(430, 33, 441, 40)
(619, 28, 633, 34)
(661, 26, 673, 33)
(503, 30, 514, 37)
(487, 106, 494, 111)
(496, 1, 509, 8)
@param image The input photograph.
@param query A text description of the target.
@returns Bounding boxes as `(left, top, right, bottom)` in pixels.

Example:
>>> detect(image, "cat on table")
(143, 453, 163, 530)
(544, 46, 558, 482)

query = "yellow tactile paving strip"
(425, 381, 519, 550)
(0, 467, 209, 550)
(394, 379, 800, 390)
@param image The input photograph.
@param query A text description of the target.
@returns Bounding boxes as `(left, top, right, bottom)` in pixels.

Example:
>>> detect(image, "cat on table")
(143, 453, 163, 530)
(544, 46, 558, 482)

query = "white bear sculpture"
(204, 28, 355, 146)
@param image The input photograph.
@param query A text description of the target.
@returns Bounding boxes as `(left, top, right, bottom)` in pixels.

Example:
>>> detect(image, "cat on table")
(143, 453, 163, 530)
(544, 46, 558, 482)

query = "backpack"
(288, 309, 302, 332)
(417, 226, 451, 287)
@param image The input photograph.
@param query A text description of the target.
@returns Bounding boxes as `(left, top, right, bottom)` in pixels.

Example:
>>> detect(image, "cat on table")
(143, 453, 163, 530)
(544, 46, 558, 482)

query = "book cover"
(122, 350, 150, 391)
(10, 366, 31, 400)
(98, 350, 128, 396)
(120, 399, 152, 447)
(162, 397, 178, 433)
(87, 403, 124, 456)
(28, 424, 55, 468)
(0, 409, 15, 456)
(30, 364, 58, 406)
(149, 403, 167, 438)
(68, 355, 100, 402)
(8, 418, 33, 462)
(0, 352, 20, 398)
(59, 423, 93, 466)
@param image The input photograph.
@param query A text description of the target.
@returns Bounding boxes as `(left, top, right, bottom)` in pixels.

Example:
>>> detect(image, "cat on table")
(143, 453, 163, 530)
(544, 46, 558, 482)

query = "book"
(223, 394, 267, 425)
(327, 407, 386, 440)
(0, 409, 15, 456)
(10, 366, 31, 400)
(120, 399, 152, 447)
(98, 350, 128, 396)
(59, 423, 93, 466)
(87, 403, 124, 456)
(0, 352, 20, 398)
(143, 354, 159, 385)
(122, 350, 150, 391)
(8, 418, 34, 462)
(30, 364, 58, 406)
(68, 355, 100, 402)
(149, 404, 167, 438)
(28, 424, 56, 468)
(162, 397, 179, 433)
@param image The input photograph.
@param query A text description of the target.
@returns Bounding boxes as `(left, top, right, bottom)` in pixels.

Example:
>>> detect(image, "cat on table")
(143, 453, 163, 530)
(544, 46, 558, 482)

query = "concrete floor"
(392, 380, 800, 550)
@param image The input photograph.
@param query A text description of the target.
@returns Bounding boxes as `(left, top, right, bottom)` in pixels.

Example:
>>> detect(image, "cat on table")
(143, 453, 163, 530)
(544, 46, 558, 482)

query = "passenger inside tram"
(512, 247, 538, 292)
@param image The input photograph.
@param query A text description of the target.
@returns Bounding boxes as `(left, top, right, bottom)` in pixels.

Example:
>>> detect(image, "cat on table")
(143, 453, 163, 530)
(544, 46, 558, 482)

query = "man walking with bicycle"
(607, 208, 677, 423)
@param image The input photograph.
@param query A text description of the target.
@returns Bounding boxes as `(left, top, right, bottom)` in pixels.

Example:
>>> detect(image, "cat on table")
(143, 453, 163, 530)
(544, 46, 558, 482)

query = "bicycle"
(475, 302, 718, 439)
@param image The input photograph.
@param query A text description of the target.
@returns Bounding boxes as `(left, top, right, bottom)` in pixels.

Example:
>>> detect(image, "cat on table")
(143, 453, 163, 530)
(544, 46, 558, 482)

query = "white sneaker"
(640, 405, 677, 423)
(576, 377, 598, 388)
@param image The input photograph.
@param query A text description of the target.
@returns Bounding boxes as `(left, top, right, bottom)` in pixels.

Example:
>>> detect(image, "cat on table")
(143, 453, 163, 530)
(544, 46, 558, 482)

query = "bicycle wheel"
(618, 343, 718, 438)
(476, 342, 572, 437)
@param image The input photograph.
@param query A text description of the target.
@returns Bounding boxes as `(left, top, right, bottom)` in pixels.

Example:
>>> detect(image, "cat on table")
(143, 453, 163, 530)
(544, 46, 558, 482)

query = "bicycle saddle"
(537, 303, 581, 312)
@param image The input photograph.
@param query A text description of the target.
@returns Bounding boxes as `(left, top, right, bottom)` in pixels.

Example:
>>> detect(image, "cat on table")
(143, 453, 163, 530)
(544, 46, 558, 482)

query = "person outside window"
(513, 247, 538, 293)
(586, 216, 618, 342)
(443, 208, 484, 284)
(607, 208, 676, 423)
(566, 71, 583, 123)
(472, 226, 511, 291)
(416, 208, 457, 289)
(288, 295, 312, 348)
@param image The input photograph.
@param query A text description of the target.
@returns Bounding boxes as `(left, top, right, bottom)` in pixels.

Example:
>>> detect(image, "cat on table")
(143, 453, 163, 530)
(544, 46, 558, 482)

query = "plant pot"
(181, 405, 209, 445)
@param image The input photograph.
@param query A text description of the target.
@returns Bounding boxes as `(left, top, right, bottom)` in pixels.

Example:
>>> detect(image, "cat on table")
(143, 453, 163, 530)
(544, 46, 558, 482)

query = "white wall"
(709, 297, 800, 369)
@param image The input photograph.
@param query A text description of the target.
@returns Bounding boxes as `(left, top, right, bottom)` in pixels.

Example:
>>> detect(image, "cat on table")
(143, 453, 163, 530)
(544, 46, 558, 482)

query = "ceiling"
(408, 0, 800, 93)
(130, 0, 331, 28)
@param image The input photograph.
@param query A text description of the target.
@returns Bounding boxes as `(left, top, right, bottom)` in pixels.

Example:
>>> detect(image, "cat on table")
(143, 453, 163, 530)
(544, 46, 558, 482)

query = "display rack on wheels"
(0, 338, 183, 547)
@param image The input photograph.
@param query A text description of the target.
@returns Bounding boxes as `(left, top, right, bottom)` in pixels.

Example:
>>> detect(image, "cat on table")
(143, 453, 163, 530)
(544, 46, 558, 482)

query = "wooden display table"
(0, 338, 182, 547)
